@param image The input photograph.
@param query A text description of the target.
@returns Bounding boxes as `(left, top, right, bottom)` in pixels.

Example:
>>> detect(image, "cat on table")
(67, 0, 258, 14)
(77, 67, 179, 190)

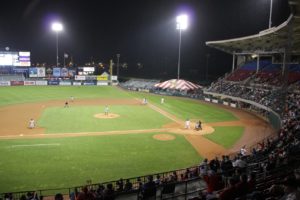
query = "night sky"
(0, 0, 291, 81)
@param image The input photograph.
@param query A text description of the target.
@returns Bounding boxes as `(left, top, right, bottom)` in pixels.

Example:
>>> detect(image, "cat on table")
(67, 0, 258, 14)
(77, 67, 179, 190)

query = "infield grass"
(203, 126, 244, 148)
(0, 133, 201, 193)
(38, 105, 171, 133)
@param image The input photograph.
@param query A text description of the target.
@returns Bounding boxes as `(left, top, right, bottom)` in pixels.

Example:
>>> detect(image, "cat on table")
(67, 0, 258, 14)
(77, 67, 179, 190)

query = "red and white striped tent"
(154, 79, 202, 91)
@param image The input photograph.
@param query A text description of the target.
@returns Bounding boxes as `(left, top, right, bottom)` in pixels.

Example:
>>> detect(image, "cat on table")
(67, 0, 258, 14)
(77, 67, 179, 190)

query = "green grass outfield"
(0, 133, 201, 193)
(203, 126, 244, 148)
(0, 86, 244, 193)
(0, 86, 131, 106)
(129, 92, 237, 122)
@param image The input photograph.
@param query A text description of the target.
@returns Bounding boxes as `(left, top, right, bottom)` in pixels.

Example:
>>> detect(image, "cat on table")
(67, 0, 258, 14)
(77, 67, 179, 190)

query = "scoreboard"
(0, 51, 31, 67)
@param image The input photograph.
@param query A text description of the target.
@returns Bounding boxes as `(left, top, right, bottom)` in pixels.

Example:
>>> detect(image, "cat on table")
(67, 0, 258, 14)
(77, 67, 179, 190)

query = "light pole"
(269, 0, 273, 28)
(51, 22, 63, 67)
(116, 54, 120, 78)
(176, 14, 188, 80)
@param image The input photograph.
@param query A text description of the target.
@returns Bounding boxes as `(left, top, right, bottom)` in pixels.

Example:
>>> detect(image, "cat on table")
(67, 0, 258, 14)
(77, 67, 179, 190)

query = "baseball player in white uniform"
(185, 119, 190, 129)
(29, 119, 35, 129)
(104, 105, 109, 115)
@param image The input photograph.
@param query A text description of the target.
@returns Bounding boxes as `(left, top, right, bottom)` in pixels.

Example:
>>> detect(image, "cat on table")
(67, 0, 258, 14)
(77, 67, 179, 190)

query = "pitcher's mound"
(94, 113, 120, 119)
(153, 134, 175, 141)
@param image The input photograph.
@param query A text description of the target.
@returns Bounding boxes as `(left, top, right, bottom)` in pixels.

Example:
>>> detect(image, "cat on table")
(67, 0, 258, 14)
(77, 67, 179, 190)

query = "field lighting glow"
(51, 22, 63, 31)
(176, 14, 188, 30)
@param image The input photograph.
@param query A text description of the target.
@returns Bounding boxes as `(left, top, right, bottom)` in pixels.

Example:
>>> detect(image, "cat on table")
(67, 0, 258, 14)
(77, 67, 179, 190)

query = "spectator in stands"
(240, 145, 247, 157)
(280, 175, 300, 200)
(199, 158, 209, 176)
(209, 157, 220, 172)
(203, 169, 224, 195)
(141, 175, 156, 200)
(137, 177, 143, 191)
(247, 172, 256, 193)
(103, 183, 115, 200)
(124, 179, 133, 192)
(96, 184, 105, 199)
(77, 186, 95, 200)
(55, 193, 63, 200)
(234, 156, 247, 172)
(116, 178, 123, 192)
(218, 178, 237, 200)
(172, 171, 178, 181)
(154, 175, 161, 185)
(235, 174, 249, 198)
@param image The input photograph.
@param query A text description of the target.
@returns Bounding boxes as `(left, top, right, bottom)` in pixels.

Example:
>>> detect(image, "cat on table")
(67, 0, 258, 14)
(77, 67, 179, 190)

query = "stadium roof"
(206, 0, 300, 55)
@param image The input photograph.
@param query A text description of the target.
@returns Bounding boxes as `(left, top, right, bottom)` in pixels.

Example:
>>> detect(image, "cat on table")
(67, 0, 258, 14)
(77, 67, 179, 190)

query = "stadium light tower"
(269, 0, 273, 28)
(51, 22, 63, 67)
(176, 14, 188, 80)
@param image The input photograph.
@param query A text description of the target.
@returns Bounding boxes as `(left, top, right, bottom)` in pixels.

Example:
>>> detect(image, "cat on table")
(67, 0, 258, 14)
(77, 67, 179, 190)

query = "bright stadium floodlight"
(176, 14, 188, 30)
(51, 22, 63, 67)
(176, 14, 188, 80)
(52, 22, 63, 32)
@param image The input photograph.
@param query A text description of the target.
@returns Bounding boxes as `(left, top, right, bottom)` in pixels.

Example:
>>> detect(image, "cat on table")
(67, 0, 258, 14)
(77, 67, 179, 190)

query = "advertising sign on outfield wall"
(13, 67, 29, 73)
(11, 81, 24, 86)
(75, 75, 85, 80)
(204, 98, 211, 102)
(53, 68, 61, 77)
(97, 76, 108, 81)
(111, 76, 118, 81)
(0, 81, 11, 86)
(73, 82, 82, 86)
(24, 81, 36, 86)
(48, 80, 59, 85)
(61, 68, 68, 77)
(230, 103, 237, 108)
(35, 80, 48, 85)
(212, 99, 218, 104)
(85, 76, 97, 81)
(29, 68, 38, 77)
(223, 101, 229, 106)
(59, 81, 72, 86)
(83, 81, 96, 85)
(37, 67, 45, 77)
(97, 82, 108, 86)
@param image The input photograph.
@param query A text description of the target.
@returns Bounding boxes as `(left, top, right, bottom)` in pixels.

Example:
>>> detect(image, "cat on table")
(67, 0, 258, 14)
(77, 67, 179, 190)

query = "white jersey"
(185, 120, 190, 129)
(29, 120, 35, 128)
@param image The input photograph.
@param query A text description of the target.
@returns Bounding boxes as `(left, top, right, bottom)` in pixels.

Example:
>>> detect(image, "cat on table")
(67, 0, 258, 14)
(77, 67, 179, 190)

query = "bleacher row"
(226, 60, 300, 86)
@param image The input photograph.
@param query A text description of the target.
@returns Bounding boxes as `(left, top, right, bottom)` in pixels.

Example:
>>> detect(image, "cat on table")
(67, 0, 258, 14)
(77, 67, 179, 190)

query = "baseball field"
(0, 86, 274, 193)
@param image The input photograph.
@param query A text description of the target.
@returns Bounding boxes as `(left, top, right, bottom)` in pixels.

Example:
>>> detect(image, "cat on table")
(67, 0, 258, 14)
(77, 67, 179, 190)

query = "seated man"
(142, 175, 156, 200)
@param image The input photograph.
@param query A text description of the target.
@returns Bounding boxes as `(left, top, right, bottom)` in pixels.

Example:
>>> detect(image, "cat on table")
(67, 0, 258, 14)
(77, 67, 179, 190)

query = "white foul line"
(9, 143, 61, 148)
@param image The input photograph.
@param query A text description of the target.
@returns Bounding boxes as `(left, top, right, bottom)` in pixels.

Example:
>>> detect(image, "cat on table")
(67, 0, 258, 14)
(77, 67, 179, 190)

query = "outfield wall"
(203, 91, 282, 130)
(0, 80, 110, 86)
